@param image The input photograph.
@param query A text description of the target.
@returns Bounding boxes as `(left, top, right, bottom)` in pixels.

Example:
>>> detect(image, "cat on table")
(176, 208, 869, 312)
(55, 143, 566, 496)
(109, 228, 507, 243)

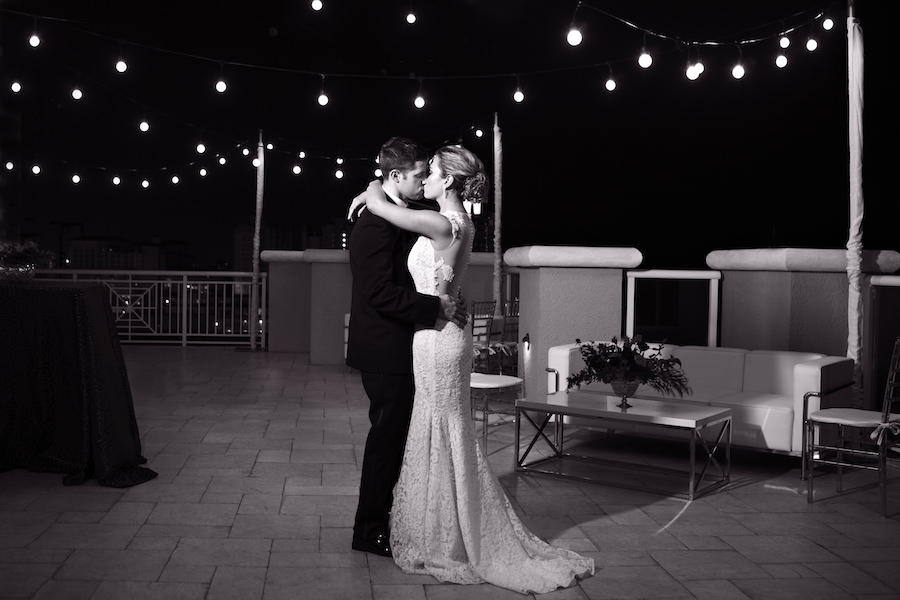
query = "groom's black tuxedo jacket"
(346, 207, 440, 374)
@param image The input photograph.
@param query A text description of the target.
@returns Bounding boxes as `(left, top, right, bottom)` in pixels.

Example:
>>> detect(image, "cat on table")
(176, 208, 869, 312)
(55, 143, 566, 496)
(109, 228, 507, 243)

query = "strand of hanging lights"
(2, 2, 838, 188)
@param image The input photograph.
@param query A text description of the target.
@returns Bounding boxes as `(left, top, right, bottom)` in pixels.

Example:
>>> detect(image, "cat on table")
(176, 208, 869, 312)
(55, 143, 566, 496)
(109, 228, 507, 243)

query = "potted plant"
(566, 335, 691, 408)
(0, 240, 53, 280)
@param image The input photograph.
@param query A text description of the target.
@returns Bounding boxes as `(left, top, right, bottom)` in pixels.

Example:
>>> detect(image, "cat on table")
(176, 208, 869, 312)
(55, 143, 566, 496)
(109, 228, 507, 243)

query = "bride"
(350, 144, 594, 594)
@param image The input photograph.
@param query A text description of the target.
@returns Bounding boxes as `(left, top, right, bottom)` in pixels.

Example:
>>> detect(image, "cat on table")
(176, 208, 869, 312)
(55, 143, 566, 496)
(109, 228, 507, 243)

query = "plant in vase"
(566, 335, 691, 408)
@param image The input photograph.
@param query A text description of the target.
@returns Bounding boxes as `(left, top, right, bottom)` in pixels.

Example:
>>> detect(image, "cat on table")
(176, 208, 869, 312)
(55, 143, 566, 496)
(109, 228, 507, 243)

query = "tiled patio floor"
(2, 346, 900, 599)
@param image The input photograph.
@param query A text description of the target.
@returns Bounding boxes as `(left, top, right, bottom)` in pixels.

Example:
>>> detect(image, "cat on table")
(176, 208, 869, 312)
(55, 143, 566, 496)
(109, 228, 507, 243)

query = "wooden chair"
(470, 300, 497, 373)
(805, 337, 900, 515)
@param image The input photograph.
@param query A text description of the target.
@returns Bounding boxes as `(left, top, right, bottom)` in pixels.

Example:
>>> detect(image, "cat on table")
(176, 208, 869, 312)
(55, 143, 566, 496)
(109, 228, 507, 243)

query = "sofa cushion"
(744, 351, 824, 396)
(713, 392, 794, 452)
(671, 346, 746, 393)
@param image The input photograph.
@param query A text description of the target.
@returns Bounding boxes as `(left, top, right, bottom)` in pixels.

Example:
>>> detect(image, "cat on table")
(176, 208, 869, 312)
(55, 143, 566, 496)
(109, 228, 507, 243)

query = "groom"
(347, 137, 466, 557)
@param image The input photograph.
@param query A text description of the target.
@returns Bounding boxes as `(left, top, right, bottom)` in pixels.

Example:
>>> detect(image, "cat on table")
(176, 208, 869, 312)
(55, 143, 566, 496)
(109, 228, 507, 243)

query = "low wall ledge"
(706, 248, 900, 273)
(261, 250, 304, 263)
(503, 245, 643, 269)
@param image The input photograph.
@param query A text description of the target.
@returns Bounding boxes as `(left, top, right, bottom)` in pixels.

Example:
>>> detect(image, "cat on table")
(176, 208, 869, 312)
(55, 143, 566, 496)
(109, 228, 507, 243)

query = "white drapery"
(846, 1, 864, 407)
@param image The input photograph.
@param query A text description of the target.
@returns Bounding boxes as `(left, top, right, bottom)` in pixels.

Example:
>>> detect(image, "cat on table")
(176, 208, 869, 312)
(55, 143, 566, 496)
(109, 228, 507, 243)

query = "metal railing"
(35, 269, 267, 347)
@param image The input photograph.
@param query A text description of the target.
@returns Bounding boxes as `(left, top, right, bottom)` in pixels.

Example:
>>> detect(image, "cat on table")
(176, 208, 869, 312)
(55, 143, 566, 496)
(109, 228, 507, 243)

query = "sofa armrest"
(791, 356, 855, 452)
(547, 343, 583, 394)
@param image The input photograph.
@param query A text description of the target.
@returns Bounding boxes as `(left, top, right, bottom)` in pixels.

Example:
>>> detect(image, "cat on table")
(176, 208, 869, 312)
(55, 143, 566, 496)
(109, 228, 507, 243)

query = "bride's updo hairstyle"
(434, 145, 488, 205)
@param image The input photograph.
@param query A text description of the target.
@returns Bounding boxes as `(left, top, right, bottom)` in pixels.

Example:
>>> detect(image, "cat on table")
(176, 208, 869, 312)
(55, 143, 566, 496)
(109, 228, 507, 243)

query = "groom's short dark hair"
(379, 137, 427, 175)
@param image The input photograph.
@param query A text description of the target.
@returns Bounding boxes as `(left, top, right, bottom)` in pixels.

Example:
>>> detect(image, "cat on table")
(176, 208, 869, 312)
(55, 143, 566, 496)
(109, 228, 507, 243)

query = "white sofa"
(546, 343, 855, 456)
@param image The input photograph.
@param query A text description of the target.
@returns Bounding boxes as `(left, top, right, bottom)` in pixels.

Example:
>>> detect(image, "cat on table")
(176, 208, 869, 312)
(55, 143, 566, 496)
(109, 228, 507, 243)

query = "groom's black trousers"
(353, 370, 416, 541)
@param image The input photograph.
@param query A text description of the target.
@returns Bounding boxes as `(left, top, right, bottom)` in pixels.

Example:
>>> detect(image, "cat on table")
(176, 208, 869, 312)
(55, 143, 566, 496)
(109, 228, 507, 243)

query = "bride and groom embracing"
(345, 137, 594, 594)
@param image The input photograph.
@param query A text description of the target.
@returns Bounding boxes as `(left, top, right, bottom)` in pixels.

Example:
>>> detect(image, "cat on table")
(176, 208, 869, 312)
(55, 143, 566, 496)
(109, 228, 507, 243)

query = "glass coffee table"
(515, 391, 731, 500)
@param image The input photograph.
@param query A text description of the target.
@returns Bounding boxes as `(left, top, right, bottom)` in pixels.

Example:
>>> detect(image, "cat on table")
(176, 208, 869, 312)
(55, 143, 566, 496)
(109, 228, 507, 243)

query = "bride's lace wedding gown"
(390, 210, 594, 594)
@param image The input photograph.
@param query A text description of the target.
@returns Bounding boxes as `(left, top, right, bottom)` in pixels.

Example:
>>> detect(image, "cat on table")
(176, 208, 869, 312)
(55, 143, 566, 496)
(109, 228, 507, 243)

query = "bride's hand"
(347, 179, 383, 221)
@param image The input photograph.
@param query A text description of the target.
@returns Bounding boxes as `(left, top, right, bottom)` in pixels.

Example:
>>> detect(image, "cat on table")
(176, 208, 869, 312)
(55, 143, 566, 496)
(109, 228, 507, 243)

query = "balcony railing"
(35, 269, 267, 347)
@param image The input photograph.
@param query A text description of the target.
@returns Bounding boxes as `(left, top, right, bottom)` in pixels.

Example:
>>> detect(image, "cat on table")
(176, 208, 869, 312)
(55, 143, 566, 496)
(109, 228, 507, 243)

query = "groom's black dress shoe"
(352, 533, 392, 557)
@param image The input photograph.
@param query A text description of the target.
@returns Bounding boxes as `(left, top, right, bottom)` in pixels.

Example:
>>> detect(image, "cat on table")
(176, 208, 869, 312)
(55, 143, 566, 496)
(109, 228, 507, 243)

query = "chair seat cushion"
(809, 408, 900, 427)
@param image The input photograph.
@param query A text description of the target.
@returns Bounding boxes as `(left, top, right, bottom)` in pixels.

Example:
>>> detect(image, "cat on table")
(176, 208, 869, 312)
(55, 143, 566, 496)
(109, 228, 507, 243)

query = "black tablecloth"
(0, 280, 157, 487)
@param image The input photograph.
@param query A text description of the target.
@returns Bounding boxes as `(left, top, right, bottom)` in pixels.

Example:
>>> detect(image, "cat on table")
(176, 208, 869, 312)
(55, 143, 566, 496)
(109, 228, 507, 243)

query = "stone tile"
(207, 566, 267, 600)
(168, 537, 271, 567)
(55, 549, 171, 581)
(31, 523, 141, 550)
(238, 494, 284, 515)
(681, 580, 752, 600)
(101, 502, 155, 525)
(372, 584, 428, 600)
(722, 535, 843, 564)
(147, 502, 238, 526)
(280, 494, 358, 517)
(32, 580, 100, 600)
(89, 581, 208, 600)
(159, 563, 216, 583)
(264, 566, 373, 600)
(0, 562, 58, 598)
(230, 514, 319, 539)
(0, 510, 58, 548)
(732, 577, 854, 599)
(651, 549, 770, 580)
(578, 565, 693, 599)
(581, 525, 686, 552)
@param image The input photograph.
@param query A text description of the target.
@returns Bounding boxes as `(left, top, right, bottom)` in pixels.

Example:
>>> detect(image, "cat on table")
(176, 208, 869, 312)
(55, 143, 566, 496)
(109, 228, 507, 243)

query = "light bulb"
(566, 28, 583, 47)
(292, 165, 302, 175)
(142, 179, 150, 189)
(513, 89, 524, 103)
(252, 158, 261, 167)
(266, 143, 273, 150)
(298, 151, 306, 159)
(732, 64, 745, 79)
(318, 93, 329, 106)
(311, 0, 323, 10)
(242, 148, 250, 156)
(29, 34, 40, 48)
(374, 168, 382, 177)
(605, 78, 616, 91)
(335, 169, 344, 179)
(414, 95, 425, 108)
(72, 174, 81, 184)
(116, 60, 127, 73)
(139, 120, 150, 132)
(686, 64, 700, 81)
(196, 143, 206, 154)
(695, 61, 705, 75)
(780, 36, 791, 49)
(776, 54, 788, 68)
(638, 51, 652, 69)
(11, 81, 21, 93)
(199, 168, 208, 177)
(806, 38, 818, 51)
(32, 165, 41, 175)
(72, 88, 83, 100)
(475, 129, 484, 137)
(823, 18, 834, 31)
(336, 157, 344, 165)
(216, 80, 227, 93)
(112, 176, 121, 185)
(171, 176, 179, 184)
(5, 162, 13, 170)
(406, 12, 416, 24)
(218, 157, 227, 165)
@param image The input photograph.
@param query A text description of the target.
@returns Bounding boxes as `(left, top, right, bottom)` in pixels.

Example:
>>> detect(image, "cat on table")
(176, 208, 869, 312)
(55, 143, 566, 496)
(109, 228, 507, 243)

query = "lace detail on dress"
(435, 258, 455, 283)
(393, 210, 594, 594)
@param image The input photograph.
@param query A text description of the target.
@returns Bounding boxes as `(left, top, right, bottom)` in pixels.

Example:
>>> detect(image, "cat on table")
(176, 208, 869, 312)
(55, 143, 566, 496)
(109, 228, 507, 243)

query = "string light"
(780, 35, 791, 49)
(317, 75, 329, 106)
(116, 59, 128, 73)
(252, 157, 261, 167)
(406, 12, 416, 25)
(141, 179, 150, 188)
(199, 168, 208, 177)
(566, 27, 583, 47)
(474, 129, 484, 137)
(512, 76, 524, 103)
(822, 17, 834, 31)
(292, 164, 302, 175)
(32, 165, 41, 175)
(311, 0, 323, 11)
(806, 33, 818, 52)
(5, 162, 13, 171)
(29, 18, 41, 48)
(776, 49, 788, 69)
(171, 175, 179, 184)
(112, 176, 121, 185)
(414, 78, 426, 108)
(638, 36, 652, 69)
(335, 169, 344, 179)
(71, 87, 83, 100)
(218, 156, 226, 165)
(604, 64, 616, 91)
(11, 81, 22, 93)
(196, 143, 206, 154)
(731, 46, 745, 79)
(139, 119, 150, 132)
(71, 174, 81, 184)
(215, 63, 227, 93)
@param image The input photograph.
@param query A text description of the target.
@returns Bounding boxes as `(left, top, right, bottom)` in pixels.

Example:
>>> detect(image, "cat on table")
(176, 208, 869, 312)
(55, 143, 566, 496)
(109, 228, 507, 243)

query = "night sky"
(1, 0, 896, 269)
